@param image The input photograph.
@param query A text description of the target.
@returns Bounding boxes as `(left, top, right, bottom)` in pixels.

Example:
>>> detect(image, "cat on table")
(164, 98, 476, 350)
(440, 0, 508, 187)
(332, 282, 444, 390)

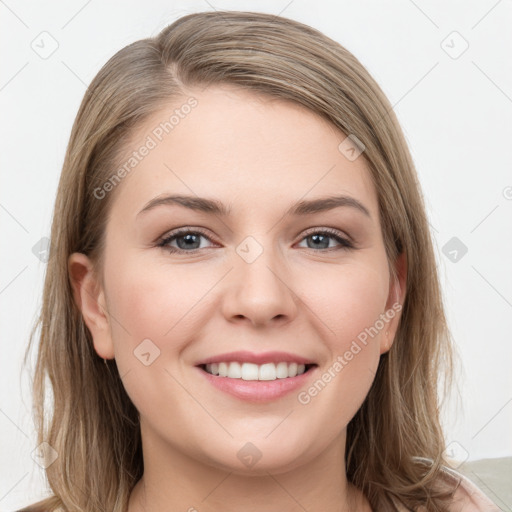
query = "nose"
(221, 242, 299, 328)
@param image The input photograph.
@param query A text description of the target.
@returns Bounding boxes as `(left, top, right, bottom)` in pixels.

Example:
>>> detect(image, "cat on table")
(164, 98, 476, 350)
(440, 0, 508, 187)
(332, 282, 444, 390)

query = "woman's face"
(71, 84, 405, 475)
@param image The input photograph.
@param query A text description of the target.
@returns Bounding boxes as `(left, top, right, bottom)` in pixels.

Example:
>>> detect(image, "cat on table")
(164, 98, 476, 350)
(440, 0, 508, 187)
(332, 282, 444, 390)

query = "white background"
(1, 0, 511, 509)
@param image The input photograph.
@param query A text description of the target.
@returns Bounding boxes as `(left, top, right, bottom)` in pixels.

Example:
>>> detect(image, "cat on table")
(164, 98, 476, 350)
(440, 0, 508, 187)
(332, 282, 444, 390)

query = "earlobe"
(380, 251, 407, 355)
(68, 252, 115, 359)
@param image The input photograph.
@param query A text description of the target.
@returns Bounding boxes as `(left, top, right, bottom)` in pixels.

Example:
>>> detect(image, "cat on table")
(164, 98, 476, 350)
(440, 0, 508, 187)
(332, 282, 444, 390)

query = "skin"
(69, 84, 407, 512)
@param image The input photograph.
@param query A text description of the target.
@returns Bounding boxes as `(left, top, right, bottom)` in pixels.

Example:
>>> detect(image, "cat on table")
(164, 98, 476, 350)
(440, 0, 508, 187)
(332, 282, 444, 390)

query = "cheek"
(295, 258, 388, 416)
(103, 255, 209, 420)
(301, 257, 390, 347)
(104, 245, 389, 425)
(106, 254, 212, 339)
(106, 249, 389, 367)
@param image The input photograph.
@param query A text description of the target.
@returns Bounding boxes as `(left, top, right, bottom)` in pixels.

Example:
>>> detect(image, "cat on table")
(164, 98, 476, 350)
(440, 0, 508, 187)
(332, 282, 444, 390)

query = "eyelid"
(157, 226, 217, 246)
(300, 225, 353, 243)
(157, 225, 356, 254)
(296, 227, 355, 251)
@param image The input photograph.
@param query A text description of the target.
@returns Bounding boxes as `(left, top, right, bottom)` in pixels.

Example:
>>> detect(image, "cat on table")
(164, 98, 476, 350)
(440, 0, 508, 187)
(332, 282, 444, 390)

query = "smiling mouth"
(198, 362, 317, 381)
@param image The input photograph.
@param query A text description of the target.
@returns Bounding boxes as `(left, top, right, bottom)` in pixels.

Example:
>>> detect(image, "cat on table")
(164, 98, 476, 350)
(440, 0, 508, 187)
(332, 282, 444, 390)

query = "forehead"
(108, 84, 378, 221)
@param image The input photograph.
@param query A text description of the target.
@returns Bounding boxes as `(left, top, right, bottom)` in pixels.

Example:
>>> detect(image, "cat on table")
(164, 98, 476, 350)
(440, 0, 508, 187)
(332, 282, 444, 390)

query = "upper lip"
(195, 350, 316, 366)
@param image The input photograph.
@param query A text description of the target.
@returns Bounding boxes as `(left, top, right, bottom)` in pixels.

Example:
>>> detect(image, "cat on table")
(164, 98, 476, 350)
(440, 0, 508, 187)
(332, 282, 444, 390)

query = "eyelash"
(157, 226, 355, 254)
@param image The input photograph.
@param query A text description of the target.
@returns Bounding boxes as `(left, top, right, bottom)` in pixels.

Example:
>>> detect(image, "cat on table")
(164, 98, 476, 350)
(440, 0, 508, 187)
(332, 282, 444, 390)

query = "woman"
(18, 10, 499, 512)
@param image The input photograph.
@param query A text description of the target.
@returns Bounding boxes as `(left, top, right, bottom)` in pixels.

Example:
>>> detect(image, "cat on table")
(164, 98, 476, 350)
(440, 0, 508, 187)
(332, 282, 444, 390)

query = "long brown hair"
(19, 10, 459, 512)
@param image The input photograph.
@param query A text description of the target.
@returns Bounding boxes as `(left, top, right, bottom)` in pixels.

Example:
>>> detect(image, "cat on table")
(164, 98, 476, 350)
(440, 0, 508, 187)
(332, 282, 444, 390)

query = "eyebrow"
(136, 194, 371, 219)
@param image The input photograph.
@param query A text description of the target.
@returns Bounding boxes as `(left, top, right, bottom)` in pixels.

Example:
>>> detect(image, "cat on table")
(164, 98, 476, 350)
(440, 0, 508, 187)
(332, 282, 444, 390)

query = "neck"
(127, 422, 372, 512)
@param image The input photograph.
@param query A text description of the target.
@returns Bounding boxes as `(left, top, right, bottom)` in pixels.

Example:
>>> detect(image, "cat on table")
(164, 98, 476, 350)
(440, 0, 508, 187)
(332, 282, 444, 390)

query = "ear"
(68, 252, 115, 359)
(380, 251, 407, 355)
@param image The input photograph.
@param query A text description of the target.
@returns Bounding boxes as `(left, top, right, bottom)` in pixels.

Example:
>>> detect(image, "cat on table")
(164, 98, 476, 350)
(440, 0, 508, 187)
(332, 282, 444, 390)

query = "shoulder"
(389, 458, 501, 512)
(435, 463, 501, 512)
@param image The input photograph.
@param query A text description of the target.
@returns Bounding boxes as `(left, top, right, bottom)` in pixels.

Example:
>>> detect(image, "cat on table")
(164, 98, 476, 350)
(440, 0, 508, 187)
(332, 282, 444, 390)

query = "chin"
(201, 438, 315, 476)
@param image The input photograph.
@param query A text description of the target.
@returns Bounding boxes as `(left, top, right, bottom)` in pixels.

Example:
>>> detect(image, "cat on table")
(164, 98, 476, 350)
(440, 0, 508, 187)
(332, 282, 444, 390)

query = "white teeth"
(275, 362, 289, 378)
(218, 362, 228, 377)
(227, 361, 241, 378)
(204, 362, 310, 380)
(258, 363, 276, 381)
(241, 363, 259, 380)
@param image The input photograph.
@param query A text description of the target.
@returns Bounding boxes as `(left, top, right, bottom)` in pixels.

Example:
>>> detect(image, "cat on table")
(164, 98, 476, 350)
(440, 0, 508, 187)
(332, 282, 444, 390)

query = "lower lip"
(196, 365, 317, 402)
